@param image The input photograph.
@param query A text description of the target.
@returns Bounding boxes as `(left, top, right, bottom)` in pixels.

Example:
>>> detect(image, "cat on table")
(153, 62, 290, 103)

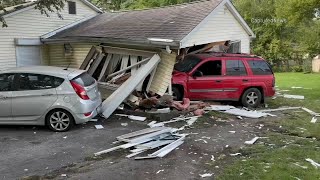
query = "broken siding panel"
(48, 43, 97, 68)
(148, 51, 176, 95)
(181, 5, 250, 53)
(0, 0, 98, 70)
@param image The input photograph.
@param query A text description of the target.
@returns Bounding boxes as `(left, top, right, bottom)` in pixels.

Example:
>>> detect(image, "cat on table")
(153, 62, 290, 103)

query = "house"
(42, 0, 255, 68)
(0, 0, 102, 70)
(313, 55, 320, 72)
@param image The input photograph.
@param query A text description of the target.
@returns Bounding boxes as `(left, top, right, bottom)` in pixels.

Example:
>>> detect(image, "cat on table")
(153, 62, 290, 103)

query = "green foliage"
(291, 65, 303, 72)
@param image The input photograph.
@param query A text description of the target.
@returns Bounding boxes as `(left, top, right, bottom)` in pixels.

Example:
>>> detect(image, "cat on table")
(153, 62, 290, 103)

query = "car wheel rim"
(246, 92, 258, 105)
(49, 111, 70, 131)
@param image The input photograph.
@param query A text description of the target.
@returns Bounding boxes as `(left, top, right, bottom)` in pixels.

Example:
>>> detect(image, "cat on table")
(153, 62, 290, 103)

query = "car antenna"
(64, 63, 71, 70)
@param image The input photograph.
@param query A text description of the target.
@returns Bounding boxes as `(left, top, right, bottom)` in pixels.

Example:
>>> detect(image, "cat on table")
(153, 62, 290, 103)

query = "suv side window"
(0, 74, 14, 91)
(195, 60, 222, 76)
(248, 60, 273, 75)
(16, 74, 64, 91)
(226, 60, 247, 76)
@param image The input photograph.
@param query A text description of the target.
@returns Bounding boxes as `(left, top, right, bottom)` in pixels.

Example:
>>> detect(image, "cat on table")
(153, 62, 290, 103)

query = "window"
(174, 55, 202, 72)
(195, 60, 222, 76)
(0, 74, 14, 91)
(72, 73, 95, 87)
(226, 60, 247, 76)
(227, 41, 241, 54)
(16, 74, 64, 91)
(68, 1, 76, 14)
(248, 60, 273, 75)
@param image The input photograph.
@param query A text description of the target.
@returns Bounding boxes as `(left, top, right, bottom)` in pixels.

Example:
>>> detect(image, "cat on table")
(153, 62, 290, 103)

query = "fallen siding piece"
(126, 149, 147, 158)
(306, 158, 320, 168)
(283, 94, 305, 100)
(204, 105, 236, 111)
(224, 109, 269, 118)
(94, 125, 104, 129)
(136, 140, 175, 149)
(149, 136, 186, 158)
(101, 54, 161, 118)
(117, 127, 168, 141)
(311, 117, 317, 123)
(245, 137, 260, 145)
(259, 107, 301, 113)
(301, 107, 320, 117)
(148, 51, 177, 96)
(128, 115, 147, 121)
(199, 173, 213, 178)
(129, 129, 173, 143)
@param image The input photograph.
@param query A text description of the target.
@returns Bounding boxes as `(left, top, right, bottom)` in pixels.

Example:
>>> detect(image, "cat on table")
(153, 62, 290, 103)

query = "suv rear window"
(226, 60, 247, 76)
(72, 73, 95, 87)
(248, 60, 273, 75)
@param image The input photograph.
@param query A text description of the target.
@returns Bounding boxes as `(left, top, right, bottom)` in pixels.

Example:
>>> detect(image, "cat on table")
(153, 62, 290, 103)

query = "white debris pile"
(94, 127, 186, 160)
(204, 105, 274, 118)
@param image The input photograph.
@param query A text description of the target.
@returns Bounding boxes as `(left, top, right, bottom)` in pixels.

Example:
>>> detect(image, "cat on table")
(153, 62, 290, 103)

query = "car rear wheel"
(241, 88, 262, 108)
(46, 109, 74, 132)
(172, 87, 182, 101)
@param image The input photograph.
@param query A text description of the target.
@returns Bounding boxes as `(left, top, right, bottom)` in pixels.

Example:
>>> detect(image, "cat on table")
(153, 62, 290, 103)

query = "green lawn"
(216, 73, 320, 180)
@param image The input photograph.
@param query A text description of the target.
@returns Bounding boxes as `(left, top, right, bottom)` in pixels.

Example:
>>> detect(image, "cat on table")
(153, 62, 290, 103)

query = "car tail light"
(70, 81, 90, 100)
(84, 112, 92, 117)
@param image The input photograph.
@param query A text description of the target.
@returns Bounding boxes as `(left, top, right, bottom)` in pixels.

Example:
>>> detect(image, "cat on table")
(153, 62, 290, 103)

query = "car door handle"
(242, 79, 249, 82)
(41, 94, 54, 96)
(215, 80, 222, 83)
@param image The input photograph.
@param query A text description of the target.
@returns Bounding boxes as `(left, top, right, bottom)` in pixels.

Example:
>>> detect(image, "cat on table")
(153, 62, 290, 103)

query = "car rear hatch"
(69, 72, 100, 100)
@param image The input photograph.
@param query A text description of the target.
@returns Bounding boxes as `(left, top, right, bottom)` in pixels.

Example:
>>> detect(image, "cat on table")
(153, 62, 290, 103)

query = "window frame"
(191, 59, 223, 77)
(68, 1, 77, 15)
(13, 73, 64, 91)
(225, 59, 248, 76)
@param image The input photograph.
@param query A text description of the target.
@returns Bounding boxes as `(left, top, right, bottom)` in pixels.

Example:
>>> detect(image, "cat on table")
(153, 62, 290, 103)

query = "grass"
(216, 72, 320, 179)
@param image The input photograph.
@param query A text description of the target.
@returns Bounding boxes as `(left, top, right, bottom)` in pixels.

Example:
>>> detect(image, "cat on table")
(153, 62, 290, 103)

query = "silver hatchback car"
(0, 66, 102, 132)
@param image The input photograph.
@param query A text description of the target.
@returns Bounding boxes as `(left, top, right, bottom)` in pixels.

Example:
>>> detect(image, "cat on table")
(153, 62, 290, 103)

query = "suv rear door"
(0, 73, 14, 122)
(187, 59, 225, 100)
(11, 74, 59, 122)
(222, 58, 250, 100)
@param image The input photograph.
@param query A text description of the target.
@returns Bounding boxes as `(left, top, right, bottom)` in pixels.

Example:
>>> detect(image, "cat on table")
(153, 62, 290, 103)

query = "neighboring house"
(0, 0, 102, 70)
(42, 0, 255, 68)
(313, 55, 320, 72)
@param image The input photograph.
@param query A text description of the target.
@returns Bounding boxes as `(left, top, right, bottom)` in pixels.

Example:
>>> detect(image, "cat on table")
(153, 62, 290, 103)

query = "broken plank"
(80, 46, 97, 70)
(102, 46, 156, 57)
(101, 54, 161, 118)
(259, 107, 301, 113)
(149, 136, 185, 158)
(120, 55, 129, 69)
(126, 149, 147, 158)
(87, 53, 105, 76)
(128, 129, 173, 143)
(116, 127, 168, 141)
(302, 107, 320, 117)
(98, 53, 112, 81)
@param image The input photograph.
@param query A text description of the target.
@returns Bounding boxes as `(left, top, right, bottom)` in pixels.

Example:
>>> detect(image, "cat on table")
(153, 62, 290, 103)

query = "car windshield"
(174, 56, 201, 72)
(72, 72, 95, 87)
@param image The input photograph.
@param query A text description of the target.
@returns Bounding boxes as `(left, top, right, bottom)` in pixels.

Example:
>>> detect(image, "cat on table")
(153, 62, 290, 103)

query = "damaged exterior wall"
(48, 43, 98, 68)
(181, 4, 250, 53)
(148, 51, 177, 95)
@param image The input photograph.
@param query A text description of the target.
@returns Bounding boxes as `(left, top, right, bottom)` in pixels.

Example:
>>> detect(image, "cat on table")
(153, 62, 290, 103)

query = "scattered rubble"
(245, 137, 260, 145)
(305, 158, 320, 169)
(94, 125, 104, 129)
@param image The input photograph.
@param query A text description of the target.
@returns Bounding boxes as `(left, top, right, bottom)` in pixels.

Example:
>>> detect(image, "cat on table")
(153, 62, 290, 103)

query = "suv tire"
(46, 109, 74, 132)
(172, 87, 183, 101)
(241, 88, 262, 108)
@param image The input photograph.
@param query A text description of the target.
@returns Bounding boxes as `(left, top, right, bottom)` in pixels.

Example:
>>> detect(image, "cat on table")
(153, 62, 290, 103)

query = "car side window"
(16, 74, 64, 91)
(0, 74, 14, 92)
(226, 60, 247, 76)
(195, 60, 222, 76)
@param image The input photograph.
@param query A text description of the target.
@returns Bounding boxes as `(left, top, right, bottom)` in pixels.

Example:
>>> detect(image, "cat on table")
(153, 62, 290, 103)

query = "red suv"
(172, 53, 275, 108)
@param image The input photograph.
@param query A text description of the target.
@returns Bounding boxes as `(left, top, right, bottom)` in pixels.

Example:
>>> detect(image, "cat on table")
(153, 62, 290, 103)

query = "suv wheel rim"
(49, 111, 70, 131)
(246, 92, 258, 105)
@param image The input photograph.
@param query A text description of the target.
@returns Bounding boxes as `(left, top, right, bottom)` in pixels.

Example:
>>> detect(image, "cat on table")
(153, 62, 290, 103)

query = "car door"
(11, 73, 58, 121)
(187, 59, 226, 100)
(0, 73, 14, 121)
(222, 58, 249, 100)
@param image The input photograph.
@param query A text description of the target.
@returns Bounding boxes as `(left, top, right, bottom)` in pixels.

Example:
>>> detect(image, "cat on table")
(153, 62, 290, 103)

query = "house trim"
(15, 38, 42, 46)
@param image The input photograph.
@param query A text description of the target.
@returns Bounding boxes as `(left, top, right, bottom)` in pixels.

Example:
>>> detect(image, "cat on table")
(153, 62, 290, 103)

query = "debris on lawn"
(205, 105, 273, 118)
(94, 127, 186, 159)
(199, 173, 214, 178)
(95, 125, 104, 129)
(245, 137, 260, 145)
(283, 94, 305, 100)
(230, 153, 242, 156)
(115, 114, 147, 121)
(305, 158, 320, 169)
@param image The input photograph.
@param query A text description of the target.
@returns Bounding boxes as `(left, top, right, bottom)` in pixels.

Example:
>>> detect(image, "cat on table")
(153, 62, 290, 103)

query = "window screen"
(226, 60, 247, 76)
(68, 1, 76, 14)
(16, 74, 64, 91)
(0, 74, 14, 91)
(248, 60, 273, 75)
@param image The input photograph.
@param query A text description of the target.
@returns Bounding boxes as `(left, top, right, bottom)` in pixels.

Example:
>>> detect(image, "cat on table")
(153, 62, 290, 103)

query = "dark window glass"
(248, 60, 273, 75)
(68, 1, 76, 14)
(0, 74, 14, 91)
(16, 74, 64, 91)
(72, 73, 95, 87)
(174, 55, 202, 72)
(196, 60, 222, 76)
(226, 60, 247, 76)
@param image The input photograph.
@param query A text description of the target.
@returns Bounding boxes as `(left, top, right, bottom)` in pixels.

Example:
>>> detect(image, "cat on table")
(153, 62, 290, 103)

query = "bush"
(292, 66, 303, 72)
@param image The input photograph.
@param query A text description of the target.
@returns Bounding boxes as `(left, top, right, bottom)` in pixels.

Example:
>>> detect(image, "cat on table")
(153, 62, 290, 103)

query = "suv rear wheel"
(172, 87, 183, 101)
(46, 109, 74, 132)
(241, 88, 262, 108)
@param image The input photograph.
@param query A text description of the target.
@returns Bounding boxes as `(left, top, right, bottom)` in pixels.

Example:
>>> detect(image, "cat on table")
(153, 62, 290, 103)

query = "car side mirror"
(193, 71, 203, 78)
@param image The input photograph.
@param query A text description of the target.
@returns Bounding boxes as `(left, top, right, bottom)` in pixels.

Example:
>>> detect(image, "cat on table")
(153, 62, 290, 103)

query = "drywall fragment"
(95, 125, 104, 129)
(311, 117, 317, 123)
(230, 153, 242, 156)
(283, 94, 305, 100)
(306, 158, 320, 168)
(199, 173, 213, 178)
(245, 137, 260, 145)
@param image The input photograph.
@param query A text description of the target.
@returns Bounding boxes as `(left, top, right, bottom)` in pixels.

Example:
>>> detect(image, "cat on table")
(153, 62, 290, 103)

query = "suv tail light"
(70, 81, 90, 100)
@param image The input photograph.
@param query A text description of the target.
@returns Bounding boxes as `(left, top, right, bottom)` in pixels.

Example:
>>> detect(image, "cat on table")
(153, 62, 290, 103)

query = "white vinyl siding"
(48, 43, 97, 68)
(181, 5, 251, 53)
(0, 0, 98, 70)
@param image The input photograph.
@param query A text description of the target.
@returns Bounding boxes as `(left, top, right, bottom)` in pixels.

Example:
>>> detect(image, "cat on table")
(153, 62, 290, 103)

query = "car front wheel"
(241, 88, 262, 108)
(46, 109, 74, 132)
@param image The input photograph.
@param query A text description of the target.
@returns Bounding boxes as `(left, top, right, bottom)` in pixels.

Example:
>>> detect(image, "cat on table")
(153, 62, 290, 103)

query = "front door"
(11, 73, 58, 121)
(222, 59, 249, 100)
(0, 73, 14, 121)
(188, 59, 225, 100)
